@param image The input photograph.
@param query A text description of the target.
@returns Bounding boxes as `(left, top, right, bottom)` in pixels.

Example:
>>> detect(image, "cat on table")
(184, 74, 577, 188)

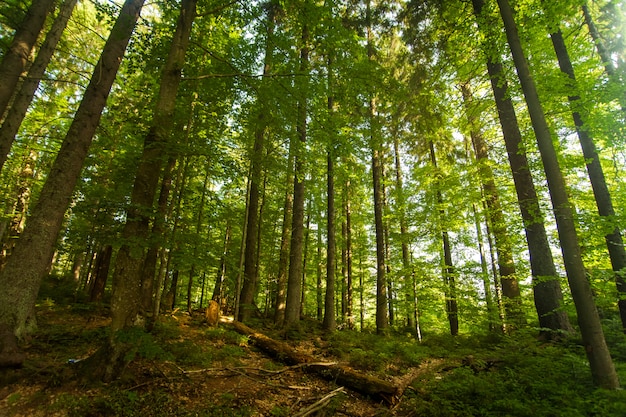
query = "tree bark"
(284, 18, 310, 328)
(429, 141, 459, 336)
(461, 83, 524, 328)
(323, 146, 336, 332)
(0, 0, 77, 172)
(0, 0, 145, 348)
(471, 0, 572, 336)
(549, 25, 626, 332)
(239, 1, 278, 323)
(104, 0, 196, 381)
(231, 321, 400, 405)
(496, 0, 618, 388)
(0, 0, 55, 120)
(274, 137, 294, 325)
(89, 245, 112, 303)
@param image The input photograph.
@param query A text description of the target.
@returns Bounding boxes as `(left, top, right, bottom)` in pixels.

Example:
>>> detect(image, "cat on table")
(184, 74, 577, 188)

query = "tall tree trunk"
(284, 18, 310, 328)
(0, 0, 145, 349)
(0, 0, 77, 171)
(323, 146, 336, 332)
(274, 139, 294, 325)
(471, 0, 572, 336)
(0, 0, 55, 120)
(429, 141, 458, 336)
(367, 0, 387, 335)
(548, 25, 626, 331)
(323, 50, 336, 332)
(461, 83, 524, 327)
(496, 0, 618, 389)
(392, 134, 415, 332)
(104, 0, 196, 381)
(239, 2, 278, 322)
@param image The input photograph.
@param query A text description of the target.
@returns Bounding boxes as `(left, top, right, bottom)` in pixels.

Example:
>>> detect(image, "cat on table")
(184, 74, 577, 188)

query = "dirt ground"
(0, 306, 431, 416)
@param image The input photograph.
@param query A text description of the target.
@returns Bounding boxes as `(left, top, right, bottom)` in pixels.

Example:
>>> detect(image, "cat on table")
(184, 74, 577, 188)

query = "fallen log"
(230, 321, 400, 405)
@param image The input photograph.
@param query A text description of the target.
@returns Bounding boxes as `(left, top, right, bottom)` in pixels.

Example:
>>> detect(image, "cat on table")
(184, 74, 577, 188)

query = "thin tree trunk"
(471, 0, 572, 336)
(323, 147, 336, 331)
(345, 179, 354, 329)
(316, 220, 323, 322)
(393, 135, 415, 332)
(472, 204, 497, 331)
(323, 50, 336, 332)
(429, 141, 458, 336)
(89, 245, 112, 303)
(461, 83, 524, 327)
(549, 25, 626, 331)
(274, 140, 294, 325)
(0, 0, 55, 119)
(0, 0, 145, 347)
(188, 165, 210, 313)
(496, 0, 618, 389)
(0, 0, 77, 171)
(213, 225, 231, 302)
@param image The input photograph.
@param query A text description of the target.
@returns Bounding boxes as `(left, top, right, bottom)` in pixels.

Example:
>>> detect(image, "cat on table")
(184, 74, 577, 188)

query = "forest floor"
(2, 289, 626, 416)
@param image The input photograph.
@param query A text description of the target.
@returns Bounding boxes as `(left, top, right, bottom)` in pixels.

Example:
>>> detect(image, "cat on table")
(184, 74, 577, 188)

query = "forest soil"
(0, 306, 430, 416)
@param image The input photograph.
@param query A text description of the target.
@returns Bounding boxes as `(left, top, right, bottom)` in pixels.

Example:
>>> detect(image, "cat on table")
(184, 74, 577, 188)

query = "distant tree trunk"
(429, 141, 458, 336)
(382, 169, 394, 326)
(213, 225, 231, 302)
(0, 0, 55, 119)
(472, 204, 497, 331)
(284, 19, 310, 328)
(301, 209, 311, 317)
(581, 3, 625, 111)
(471, 0, 572, 336)
(345, 179, 354, 329)
(188, 166, 210, 313)
(323, 51, 336, 332)
(497, 0, 618, 389)
(0, 149, 35, 271)
(0, 0, 77, 171)
(0, 0, 145, 348)
(549, 25, 626, 332)
(103, 0, 196, 381)
(461, 83, 524, 328)
(274, 141, 294, 325)
(323, 146, 336, 332)
(143, 154, 177, 325)
(316, 221, 323, 322)
(90, 245, 112, 303)
(393, 134, 419, 335)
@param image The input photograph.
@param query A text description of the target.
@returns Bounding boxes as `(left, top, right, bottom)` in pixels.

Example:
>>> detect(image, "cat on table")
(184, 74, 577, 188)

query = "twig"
(292, 387, 346, 417)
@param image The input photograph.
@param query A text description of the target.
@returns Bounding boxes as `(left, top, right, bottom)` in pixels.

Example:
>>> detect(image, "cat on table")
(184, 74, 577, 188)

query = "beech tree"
(0, 0, 145, 366)
(496, 0, 619, 389)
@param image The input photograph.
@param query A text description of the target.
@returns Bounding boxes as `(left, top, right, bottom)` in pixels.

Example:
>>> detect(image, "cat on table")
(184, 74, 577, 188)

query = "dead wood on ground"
(230, 321, 400, 405)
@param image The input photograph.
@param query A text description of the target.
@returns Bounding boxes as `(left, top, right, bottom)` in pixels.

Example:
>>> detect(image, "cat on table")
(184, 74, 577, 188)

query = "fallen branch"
(293, 387, 346, 417)
(231, 321, 400, 405)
